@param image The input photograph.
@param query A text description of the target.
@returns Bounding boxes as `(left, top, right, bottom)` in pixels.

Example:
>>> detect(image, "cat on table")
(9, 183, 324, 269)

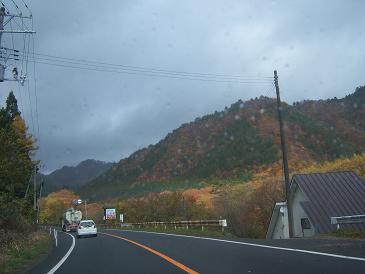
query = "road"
(26, 229, 365, 274)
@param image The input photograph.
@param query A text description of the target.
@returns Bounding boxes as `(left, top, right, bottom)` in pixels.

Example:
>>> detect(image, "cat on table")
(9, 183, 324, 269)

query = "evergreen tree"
(0, 107, 10, 128)
(0, 92, 36, 229)
(5, 91, 20, 120)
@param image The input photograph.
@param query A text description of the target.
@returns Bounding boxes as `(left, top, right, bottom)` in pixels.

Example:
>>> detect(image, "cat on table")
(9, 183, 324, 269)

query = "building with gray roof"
(266, 171, 365, 239)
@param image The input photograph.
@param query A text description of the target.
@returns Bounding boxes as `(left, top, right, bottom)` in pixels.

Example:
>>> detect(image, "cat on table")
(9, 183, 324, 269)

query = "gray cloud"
(0, 0, 364, 172)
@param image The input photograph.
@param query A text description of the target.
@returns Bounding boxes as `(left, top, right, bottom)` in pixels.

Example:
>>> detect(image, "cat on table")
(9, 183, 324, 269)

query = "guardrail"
(330, 214, 365, 230)
(99, 219, 228, 232)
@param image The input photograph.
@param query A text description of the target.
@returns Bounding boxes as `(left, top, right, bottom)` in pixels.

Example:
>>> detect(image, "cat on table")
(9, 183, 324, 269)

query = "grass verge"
(327, 229, 365, 239)
(0, 231, 52, 274)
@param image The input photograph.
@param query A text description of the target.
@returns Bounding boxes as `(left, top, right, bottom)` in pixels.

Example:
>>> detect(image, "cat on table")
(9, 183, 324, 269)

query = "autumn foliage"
(298, 153, 365, 179)
(39, 189, 80, 224)
(116, 190, 212, 223)
(80, 87, 365, 201)
(39, 189, 104, 224)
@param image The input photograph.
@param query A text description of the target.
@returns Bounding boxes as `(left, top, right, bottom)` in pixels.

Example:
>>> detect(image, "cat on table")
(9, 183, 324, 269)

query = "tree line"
(0, 91, 37, 231)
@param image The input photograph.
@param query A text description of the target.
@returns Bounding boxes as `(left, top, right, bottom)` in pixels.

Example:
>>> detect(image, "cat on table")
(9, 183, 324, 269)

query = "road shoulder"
(0, 230, 52, 274)
(25, 231, 75, 274)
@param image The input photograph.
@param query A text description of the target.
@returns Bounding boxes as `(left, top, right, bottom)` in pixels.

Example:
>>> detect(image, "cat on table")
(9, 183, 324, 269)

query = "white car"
(77, 220, 97, 238)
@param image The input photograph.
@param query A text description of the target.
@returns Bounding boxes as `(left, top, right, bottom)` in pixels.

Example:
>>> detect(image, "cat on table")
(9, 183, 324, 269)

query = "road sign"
(105, 208, 116, 220)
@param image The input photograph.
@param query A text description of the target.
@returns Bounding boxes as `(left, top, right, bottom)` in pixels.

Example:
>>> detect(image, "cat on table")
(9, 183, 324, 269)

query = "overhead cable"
(15, 50, 273, 81)
(29, 59, 274, 84)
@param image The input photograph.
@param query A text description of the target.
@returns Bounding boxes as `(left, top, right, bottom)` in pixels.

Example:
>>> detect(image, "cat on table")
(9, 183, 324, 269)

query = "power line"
(35, 56, 270, 80)
(0, 57, 274, 86)
(31, 60, 275, 84)
(21, 0, 31, 12)
(10, 0, 19, 10)
(9, 53, 274, 84)
(14, 50, 273, 81)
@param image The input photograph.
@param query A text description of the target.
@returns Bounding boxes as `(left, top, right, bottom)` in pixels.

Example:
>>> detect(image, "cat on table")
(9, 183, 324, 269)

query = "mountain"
(41, 159, 113, 193)
(79, 86, 365, 200)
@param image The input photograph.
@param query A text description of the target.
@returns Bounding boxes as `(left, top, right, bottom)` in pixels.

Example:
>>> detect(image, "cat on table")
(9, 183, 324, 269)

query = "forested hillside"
(80, 86, 365, 200)
(41, 159, 113, 194)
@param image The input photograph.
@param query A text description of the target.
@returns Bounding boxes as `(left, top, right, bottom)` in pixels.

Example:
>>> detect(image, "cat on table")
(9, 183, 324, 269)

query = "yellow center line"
(99, 232, 199, 274)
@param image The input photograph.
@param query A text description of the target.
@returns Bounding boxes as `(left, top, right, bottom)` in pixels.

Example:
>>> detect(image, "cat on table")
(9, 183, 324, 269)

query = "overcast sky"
(1, 0, 364, 173)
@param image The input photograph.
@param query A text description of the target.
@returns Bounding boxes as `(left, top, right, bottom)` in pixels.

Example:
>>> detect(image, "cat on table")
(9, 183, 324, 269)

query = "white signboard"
(105, 208, 116, 220)
(120, 214, 124, 223)
(219, 219, 228, 227)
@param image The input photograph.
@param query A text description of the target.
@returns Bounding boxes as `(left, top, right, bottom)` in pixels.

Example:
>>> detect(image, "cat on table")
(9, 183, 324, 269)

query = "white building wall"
(291, 186, 316, 237)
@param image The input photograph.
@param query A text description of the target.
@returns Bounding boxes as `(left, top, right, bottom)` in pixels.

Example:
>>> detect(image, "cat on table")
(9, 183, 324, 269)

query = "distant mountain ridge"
(79, 86, 365, 200)
(42, 159, 113, 193)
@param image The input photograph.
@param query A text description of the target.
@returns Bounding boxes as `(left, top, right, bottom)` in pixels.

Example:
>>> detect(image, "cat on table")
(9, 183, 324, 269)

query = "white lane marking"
(46, 232, 75, 274)
(108, 229, 365, 262)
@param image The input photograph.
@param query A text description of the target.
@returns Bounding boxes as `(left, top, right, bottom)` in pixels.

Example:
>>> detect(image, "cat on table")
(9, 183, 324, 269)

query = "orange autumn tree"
(39, 189, 80, 224)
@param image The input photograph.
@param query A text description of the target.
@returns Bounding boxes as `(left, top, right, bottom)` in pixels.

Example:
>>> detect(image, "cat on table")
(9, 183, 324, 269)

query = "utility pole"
(33, 167, 36, 210)
(36, 179, 43, 224)
(84, 200, 88, 219)
(274, 70, 293, 238)
(0, 5, 35, 84)
(33, 167, 37, 211)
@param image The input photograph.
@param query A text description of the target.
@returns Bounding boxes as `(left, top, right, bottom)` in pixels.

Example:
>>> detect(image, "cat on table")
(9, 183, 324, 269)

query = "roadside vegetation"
(0, 92, 37, 230)
(0, 92, 46, 272)
(39, 189, 81, 224)
(0, 230, 51, 274)
(327, 229, 365, 239)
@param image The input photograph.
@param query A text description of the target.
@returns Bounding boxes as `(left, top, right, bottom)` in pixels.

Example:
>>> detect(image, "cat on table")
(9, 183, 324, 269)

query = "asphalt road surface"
(26, 229, 365, 274)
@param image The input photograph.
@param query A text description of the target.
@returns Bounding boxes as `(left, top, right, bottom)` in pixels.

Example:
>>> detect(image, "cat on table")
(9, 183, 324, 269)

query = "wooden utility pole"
(33, 168, 37, 211)
(274, 70, 293, 238)
(84, 200, 88, 219)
